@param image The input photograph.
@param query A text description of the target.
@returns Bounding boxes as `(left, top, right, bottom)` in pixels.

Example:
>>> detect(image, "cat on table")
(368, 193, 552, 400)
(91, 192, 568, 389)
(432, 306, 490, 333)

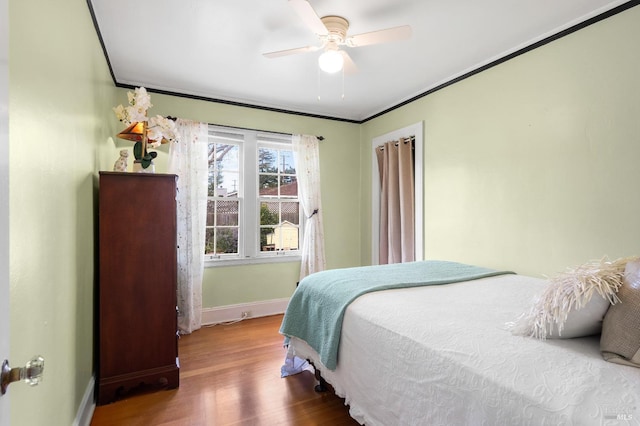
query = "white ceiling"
(88, 0, 630, 122)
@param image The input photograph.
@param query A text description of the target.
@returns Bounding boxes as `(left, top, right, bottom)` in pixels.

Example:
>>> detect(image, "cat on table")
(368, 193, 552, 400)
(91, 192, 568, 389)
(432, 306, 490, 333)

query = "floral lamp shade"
(116, 122, 146, 142)
(116, 121, 172, 144)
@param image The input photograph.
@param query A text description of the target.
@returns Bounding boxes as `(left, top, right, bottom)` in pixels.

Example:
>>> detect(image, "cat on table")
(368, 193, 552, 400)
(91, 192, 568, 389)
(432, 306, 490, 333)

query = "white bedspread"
(288, 274, 640, 425)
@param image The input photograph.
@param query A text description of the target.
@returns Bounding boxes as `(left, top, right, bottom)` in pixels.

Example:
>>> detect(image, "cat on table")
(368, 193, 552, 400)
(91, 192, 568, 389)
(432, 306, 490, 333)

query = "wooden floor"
(90, 314, 359, 426)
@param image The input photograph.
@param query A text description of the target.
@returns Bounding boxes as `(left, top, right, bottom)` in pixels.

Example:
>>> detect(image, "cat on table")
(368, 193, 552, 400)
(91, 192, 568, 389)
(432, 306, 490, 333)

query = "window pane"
(209, 143, 239, 197)
(214, 143, 239, 168)
(282, 201, 300, 225)
(260, 201, 278, 252)
(205, 228, 239, 255)
(278, 223, 298, 250)
(215, 228, 239, 254)
(213, 171, 239, 197)
(259, 174, 278, 196)
(262, 223, 299, 252)
(260, 202, 279, 225)
(259, 147, 278, 173)
(207, 200, 239, 226)
(280, 176, 297, 197)
(261, 240, 276, 252)
(280, 150, 296, 174)
(205, 229, 215, 255)
(206, 200, 216, 226)
(216, 200, 239, 226)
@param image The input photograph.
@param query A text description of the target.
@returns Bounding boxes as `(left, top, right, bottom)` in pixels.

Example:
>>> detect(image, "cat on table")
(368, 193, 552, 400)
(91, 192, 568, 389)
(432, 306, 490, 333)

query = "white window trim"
(205, 126, 302, 267)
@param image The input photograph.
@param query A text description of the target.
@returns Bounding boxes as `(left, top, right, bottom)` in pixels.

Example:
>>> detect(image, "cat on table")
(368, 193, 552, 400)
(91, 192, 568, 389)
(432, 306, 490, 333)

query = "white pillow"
(509, 256, 636, 339)
(548, 294, 610, 338)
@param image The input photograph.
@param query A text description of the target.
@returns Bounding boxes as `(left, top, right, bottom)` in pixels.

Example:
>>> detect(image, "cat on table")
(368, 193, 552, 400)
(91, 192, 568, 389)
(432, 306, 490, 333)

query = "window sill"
(205, 255, 301, 268)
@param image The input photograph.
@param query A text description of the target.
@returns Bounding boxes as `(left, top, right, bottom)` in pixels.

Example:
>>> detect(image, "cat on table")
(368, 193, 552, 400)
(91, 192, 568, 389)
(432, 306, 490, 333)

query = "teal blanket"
(280, 260, 514, 370)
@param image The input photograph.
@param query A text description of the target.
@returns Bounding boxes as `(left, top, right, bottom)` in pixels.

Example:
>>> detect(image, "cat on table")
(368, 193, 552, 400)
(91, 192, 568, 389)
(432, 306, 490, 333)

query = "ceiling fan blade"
(288, 0, 328, 36)
(348, 25, 412, 47)
(341, 51, 358, 74)
(263, 45, 320, 59)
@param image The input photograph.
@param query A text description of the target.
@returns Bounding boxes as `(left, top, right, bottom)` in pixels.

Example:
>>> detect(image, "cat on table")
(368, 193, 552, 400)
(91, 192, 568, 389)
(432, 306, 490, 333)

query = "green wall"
(361, 5, 640, 277)
(9, 0, 118, 424)
(0, 0, 8, 422)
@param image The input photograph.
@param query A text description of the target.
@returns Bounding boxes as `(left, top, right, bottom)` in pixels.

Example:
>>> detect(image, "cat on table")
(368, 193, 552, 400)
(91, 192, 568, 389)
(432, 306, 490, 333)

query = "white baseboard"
(73, 375, 95, 426)
(201, 298, 289, 325)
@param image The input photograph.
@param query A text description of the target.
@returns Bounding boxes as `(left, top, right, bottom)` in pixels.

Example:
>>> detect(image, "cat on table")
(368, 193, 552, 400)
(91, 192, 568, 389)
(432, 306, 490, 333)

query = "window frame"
(205, 126, 302, 267)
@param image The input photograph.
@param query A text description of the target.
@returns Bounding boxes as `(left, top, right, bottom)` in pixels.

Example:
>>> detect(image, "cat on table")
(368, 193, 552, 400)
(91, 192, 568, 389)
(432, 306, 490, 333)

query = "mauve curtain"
(168, 118, 209, 334)
(292, 134, 326, 280)
(376, 137, 415, 264)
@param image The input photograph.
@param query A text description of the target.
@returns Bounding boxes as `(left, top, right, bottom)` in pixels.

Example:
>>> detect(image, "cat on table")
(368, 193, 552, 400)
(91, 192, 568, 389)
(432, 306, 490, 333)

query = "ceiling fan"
(263, 0, 412, 74)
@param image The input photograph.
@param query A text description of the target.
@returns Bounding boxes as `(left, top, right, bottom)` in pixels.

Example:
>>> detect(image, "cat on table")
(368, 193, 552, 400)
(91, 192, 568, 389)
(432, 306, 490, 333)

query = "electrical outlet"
(241, 311, 251, 319)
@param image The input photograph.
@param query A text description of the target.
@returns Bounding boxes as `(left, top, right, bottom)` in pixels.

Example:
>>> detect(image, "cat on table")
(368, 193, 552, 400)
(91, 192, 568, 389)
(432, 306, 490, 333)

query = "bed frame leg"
(308, 359, 328, 392)
(314, 374, 328, 392)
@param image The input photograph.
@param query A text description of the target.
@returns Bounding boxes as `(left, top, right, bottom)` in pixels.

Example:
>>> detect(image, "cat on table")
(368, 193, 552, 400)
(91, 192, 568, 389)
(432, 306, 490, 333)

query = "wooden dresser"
(97, 172, 179, 405)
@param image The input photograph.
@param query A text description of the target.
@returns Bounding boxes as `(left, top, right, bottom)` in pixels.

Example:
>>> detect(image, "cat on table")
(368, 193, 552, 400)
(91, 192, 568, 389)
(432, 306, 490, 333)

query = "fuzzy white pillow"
(509, 256, 637, 339)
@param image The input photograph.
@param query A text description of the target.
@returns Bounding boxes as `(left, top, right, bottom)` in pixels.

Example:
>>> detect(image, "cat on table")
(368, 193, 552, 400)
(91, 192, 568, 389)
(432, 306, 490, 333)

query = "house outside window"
(205, 126, 302, 266)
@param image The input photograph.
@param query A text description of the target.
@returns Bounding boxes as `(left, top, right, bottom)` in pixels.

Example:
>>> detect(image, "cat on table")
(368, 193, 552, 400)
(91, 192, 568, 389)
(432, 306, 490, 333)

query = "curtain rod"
(168, 117, 324, 141)
(376, 135, 415, 150)
(378, 135, 416, 148)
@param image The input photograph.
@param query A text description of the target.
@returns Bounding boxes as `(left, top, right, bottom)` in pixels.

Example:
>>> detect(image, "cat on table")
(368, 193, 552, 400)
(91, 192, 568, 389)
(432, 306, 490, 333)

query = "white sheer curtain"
(281, 133, 325, 377)
(292, 134, 326, 280)
(168, 118, 209, 334)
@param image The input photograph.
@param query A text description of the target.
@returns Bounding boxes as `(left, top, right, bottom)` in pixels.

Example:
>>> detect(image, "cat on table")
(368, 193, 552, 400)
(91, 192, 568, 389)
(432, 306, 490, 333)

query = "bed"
(280, 260, 640, 426)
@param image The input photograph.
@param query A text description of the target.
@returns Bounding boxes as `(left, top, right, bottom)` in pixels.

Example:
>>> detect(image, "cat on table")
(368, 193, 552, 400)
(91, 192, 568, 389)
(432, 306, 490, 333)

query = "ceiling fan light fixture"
(318, 49, 344, 74)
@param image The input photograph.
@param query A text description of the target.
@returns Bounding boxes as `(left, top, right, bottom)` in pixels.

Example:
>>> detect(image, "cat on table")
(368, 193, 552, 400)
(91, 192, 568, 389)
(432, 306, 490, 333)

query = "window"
(205, 126, 301, 265)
